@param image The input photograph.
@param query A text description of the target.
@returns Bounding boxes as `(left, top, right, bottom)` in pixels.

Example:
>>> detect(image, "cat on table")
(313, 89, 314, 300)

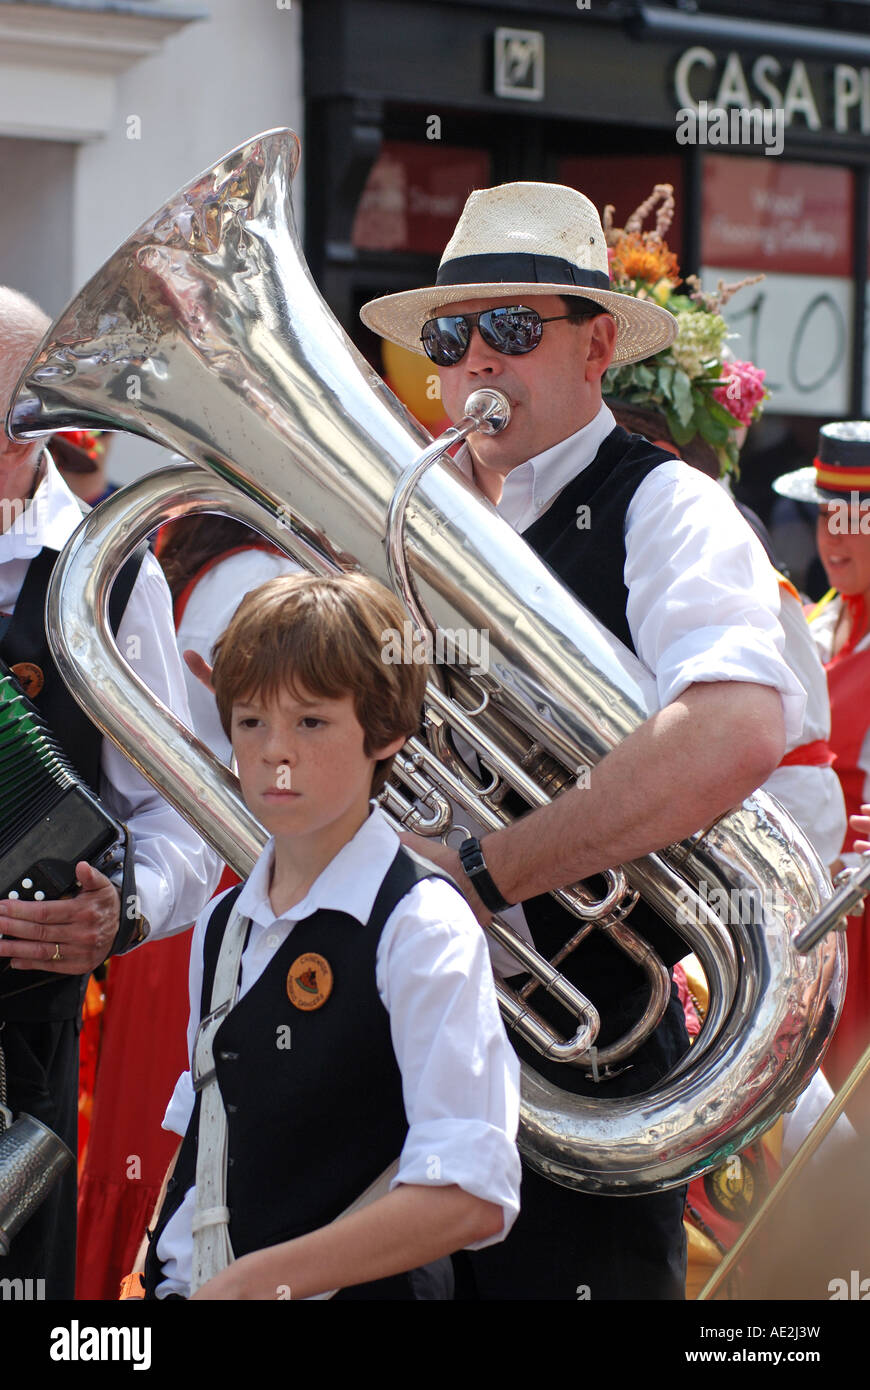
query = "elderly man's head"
(0, 286, 49, 472)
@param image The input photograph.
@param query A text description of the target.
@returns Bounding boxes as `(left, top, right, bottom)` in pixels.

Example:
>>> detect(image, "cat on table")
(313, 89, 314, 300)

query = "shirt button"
(266, 933, 281, 949)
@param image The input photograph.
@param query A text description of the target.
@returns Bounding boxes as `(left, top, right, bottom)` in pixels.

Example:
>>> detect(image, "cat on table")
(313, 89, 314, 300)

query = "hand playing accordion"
(0, 660, 138, 980)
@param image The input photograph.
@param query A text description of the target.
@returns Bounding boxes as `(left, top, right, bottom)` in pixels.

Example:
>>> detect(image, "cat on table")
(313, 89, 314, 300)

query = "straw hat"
(773, 421, 870, 504)
(359, 182, 677, 367)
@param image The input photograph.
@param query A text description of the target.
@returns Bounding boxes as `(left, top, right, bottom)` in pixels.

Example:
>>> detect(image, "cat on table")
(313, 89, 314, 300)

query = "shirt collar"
(453, 402, 616, 528)
(235, 805, 401, 930)
(0, 451, 87, 559)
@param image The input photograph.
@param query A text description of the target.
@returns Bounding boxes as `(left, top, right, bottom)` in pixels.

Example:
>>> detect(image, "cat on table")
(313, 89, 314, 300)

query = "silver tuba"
(7, 129, 844, 1193)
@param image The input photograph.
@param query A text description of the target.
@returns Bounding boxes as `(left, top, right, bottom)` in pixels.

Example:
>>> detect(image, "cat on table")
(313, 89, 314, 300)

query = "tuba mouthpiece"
(463, 388, 511, 434)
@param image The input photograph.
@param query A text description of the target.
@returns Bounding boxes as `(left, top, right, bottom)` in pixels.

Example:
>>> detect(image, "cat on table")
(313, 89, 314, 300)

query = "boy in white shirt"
(141, 572, 520, 1300)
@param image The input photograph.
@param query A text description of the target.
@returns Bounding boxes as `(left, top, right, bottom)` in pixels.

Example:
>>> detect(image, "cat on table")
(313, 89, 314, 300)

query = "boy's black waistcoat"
(509, 426, 688, 1087)
(145, 847, 450, 1297)
(0, 541, 145, 1020)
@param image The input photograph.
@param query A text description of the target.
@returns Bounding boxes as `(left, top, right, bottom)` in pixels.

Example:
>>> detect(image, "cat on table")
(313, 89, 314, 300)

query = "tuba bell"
(7, 129, 845, 1194)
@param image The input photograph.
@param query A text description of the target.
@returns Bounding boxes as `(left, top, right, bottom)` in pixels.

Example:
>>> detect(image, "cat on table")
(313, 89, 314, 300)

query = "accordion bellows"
(0, 668, 121, 902)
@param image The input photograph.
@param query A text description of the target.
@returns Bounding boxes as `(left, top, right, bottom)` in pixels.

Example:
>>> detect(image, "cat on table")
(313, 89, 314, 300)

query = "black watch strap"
(458, 836, 511, 913)
(101, 827, 149, 956)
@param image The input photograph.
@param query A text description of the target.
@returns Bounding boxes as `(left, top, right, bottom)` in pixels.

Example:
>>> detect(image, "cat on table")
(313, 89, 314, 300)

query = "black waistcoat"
(145, 847, 451, 1298)
(510, 426, 687, 1087)
(0, 540, 146, 1020)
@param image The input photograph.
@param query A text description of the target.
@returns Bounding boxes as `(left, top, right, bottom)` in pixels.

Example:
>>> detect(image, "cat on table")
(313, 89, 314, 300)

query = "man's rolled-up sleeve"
(625, 464, 807, 743)
(377, 878, 521, 1247)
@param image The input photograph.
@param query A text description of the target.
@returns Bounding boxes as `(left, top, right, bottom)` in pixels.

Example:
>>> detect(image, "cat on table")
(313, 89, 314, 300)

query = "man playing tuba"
(361, 182, 807, 1300)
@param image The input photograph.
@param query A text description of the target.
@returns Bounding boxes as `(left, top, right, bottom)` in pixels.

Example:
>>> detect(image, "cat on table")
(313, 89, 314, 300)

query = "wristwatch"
(458, 836, 511, 913)
(123, 908, 151, 951)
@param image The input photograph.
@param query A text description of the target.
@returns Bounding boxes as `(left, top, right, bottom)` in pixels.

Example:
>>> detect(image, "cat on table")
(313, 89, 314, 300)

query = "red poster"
(702, 155, 853, 277)
(353, 142, 491, 255)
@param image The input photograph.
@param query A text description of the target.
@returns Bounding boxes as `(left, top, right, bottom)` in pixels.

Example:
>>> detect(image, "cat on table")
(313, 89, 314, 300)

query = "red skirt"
(75, 930, 192, 1300)
(819, 898, 870, 1128)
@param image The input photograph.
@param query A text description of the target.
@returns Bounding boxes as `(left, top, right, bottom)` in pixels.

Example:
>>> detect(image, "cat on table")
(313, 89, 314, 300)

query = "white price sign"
(701, 267, 853, 417)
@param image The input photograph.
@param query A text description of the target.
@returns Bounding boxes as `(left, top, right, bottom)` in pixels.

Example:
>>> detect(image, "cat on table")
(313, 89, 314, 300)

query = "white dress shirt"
(451, 403, 816, 965)
(457, 403, 805, 739)
(498, 410, 845, 859)
(0, 454, 222, 936)
(176, 547, 300, 764)
(156, 806, 521, 1297)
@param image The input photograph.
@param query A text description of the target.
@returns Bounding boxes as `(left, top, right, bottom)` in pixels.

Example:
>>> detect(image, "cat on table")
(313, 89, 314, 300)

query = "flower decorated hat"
(602, 185, 768, 477)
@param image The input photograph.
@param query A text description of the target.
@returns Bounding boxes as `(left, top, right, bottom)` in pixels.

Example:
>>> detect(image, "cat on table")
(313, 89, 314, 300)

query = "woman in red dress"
(775, 422, 870, 1125)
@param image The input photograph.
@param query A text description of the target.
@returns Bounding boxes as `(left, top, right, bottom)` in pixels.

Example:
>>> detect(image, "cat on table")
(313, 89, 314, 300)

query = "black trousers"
(1, 1018, 79, 1300)
(460, 986, 689, 1301)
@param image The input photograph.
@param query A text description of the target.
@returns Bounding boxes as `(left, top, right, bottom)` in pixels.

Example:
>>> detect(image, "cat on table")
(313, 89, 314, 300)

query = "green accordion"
(0, 664, 123, 903)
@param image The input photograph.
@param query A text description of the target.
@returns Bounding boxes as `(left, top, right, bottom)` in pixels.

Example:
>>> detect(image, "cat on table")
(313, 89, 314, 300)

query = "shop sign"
(674, 46, 870, 135)
(493, 28, 544, 102)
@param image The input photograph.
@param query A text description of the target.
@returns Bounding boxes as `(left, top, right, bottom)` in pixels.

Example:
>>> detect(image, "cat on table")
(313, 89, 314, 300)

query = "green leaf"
(697, 411, 730, 446)
(671, 368, 694, 427)
(725, 439, 741, 480)
(657, 364, 674, 397)
(664, 407, 697, 447)
(708, 398, 741, 428)
(633, 364, 655, 389)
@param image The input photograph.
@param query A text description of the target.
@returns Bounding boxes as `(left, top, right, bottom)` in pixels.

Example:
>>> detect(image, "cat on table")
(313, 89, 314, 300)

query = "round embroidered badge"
(11, 662, 45, 698)
(287, 953, 333, 1011)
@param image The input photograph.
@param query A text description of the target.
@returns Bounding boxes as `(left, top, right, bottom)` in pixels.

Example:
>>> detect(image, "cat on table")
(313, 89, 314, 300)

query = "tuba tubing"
(10, 128, 845, 1193)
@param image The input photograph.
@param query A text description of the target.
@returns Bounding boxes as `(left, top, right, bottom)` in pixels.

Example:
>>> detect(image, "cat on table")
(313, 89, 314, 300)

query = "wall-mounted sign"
(674, 45, 870, 136)
(494, 27, 544, 102)
(702, 157, 852, 277)
(702, 156, 854, 417)
(352, 142, 491, 255)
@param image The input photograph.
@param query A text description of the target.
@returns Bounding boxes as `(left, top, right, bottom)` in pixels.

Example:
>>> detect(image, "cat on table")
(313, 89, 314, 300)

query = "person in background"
(0, 285, 220, 1300)
(50, 427, 121, 1174)
(158, 514, 298, 764)
(50, 429, 118, 508)
(774, 422, 870, 1129)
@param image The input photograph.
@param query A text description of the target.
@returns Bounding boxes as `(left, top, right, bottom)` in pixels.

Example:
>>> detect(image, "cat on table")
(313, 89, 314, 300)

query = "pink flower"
(712, 360, 767, 428)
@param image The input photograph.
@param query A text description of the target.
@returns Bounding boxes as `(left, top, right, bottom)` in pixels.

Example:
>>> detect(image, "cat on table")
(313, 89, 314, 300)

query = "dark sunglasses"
(420, 305, 578, 366)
